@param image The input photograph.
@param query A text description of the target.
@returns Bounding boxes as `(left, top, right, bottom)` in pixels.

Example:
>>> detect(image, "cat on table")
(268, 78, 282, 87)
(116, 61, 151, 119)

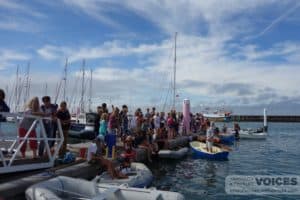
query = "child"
(99, 113, 108, 140)
(97, 113, 108, 154)
(121, 136, 135, 168)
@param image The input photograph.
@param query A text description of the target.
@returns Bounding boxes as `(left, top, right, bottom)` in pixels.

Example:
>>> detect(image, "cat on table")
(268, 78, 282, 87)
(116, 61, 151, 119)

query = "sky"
(1, 0, 300, 114)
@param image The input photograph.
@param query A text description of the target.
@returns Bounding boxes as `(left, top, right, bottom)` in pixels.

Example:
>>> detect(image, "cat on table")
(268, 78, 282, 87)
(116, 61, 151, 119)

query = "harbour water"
(1, 122, 300, 199)
(150, 122, 300, 200)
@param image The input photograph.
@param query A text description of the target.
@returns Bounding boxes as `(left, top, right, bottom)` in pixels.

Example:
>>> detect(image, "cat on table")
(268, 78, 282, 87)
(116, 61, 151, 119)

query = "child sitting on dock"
(87, 142, 128, 179)
(134, 131, 153, 163)
(120, 136, 135, 169)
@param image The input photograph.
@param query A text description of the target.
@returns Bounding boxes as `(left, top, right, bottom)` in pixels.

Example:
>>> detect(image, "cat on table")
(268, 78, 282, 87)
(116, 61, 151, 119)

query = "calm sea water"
(1, 122, 300, 199)
(150, 122, 300, 200)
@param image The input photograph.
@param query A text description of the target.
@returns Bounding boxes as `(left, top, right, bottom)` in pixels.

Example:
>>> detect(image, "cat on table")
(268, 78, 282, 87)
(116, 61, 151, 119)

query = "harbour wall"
(231, 115, 300, 122)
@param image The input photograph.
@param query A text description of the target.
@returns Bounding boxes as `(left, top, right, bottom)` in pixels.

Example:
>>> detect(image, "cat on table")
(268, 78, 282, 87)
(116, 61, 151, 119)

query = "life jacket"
(121, 149, 136, 162)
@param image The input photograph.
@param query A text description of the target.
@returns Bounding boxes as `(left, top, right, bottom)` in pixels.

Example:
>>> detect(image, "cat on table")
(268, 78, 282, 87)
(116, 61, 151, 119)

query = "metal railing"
(0, 112, 64, 174)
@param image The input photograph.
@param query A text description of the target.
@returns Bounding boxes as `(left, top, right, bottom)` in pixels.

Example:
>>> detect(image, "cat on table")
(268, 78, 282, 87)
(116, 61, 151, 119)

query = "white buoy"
(263, 108, 268, 132)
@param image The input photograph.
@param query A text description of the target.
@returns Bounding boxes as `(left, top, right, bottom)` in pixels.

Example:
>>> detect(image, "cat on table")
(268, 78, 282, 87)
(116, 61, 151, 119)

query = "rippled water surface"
(150, 122, 300, 200)
(1, 122, 300, 199)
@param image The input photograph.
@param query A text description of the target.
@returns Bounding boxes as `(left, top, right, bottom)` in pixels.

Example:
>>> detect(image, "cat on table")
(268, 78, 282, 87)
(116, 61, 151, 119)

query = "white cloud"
(37, 45, 71, 60)
(37, 41, 171, 62)
(249, 2, 300, 39)
(0, 50, 31, 70)
(0, 0, 45, 18)
(0, 18, 41, 33)
(61, 0, 291, 36)
(35, 32, 300, 107)
(0, 0, 46, 33)
(62, 0, 123, 29)
(3, 1, 300, 111)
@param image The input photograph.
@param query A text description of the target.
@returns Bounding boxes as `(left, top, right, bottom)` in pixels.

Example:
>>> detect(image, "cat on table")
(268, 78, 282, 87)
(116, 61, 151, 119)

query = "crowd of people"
(0, 90, 70, 159)
(1, 88, 240, 164)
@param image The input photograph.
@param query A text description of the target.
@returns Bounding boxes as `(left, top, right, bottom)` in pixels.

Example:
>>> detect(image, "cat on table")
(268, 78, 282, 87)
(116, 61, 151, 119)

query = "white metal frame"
(0, 112, 64, 174)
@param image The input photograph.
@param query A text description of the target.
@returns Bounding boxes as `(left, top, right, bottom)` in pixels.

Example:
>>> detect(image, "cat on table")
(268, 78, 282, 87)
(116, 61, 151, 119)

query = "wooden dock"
(0, 141, 101, 200)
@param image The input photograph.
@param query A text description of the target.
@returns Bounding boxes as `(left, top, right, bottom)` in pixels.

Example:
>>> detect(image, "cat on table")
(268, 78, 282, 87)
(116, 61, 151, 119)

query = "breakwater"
(231, 115, 300, 122)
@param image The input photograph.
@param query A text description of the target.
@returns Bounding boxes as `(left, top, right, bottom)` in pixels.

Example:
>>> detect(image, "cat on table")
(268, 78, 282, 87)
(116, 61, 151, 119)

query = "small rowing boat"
(218, 133, 235, 144)
(190, 141, 229, 160)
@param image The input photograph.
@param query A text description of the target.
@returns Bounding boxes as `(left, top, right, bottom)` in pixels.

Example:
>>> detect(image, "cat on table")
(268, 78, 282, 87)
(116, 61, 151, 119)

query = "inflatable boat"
(158, 147, 189, 159)
(25, 176, 185, 200)
(93, 162, 153, 188)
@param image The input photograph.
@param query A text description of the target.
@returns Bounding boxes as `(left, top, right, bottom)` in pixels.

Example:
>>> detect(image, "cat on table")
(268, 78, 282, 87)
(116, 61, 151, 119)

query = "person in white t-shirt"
(206, 121, 214, 153)
(87, 143, 98, 162)
(87, 142, 127, 179)
(153, 112, 160, 130)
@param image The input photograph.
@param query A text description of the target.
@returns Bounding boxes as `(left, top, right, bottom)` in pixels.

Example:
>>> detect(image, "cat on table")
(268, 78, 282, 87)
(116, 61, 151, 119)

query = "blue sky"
(1, 0, 300, 114)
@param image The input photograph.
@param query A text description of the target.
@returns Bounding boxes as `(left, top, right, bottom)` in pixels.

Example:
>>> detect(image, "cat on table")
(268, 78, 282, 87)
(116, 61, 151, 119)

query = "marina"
(1, 110, 300, 199)
(1, 1, 300, 199)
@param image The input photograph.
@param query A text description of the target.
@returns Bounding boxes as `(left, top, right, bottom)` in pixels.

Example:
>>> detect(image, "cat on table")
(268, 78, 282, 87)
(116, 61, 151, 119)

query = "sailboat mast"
(80, 59, 85, 113)
(63, 58, 68, 101)
(45, 83, 48, 96)
(24, 62, 30, 110)
(14, 65, 19, 112)
(88, 69, 93, 112)
(173, 32, 177, 110)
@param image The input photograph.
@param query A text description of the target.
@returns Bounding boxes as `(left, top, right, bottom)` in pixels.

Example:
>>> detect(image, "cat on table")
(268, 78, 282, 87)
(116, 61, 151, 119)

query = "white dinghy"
(26, 176, 185, 200)
(158, 147, 189, 159)
(93, 162, 153, 188)
(239, 129, 267, 139)
(238, 109, 268, 140)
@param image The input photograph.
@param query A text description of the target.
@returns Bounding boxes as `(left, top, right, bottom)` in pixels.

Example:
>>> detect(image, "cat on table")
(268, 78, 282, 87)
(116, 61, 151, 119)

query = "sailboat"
(6, 63, 31, 122)
(69, 60, 98, 140)
(238, 108, 268, 139)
